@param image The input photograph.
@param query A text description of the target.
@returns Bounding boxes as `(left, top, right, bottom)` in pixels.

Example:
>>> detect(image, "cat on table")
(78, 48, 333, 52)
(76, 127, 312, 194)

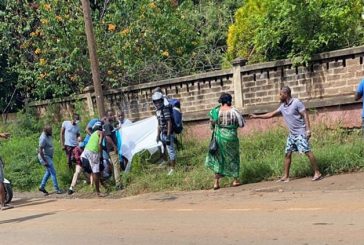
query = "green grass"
(1, 111, 364, 196)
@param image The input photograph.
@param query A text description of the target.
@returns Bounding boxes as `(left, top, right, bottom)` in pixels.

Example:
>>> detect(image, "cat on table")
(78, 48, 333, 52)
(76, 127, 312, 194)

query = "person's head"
(43, 125, 52, 136)
(280, 86, 292, 102)
(106, 110, 115, 122)
(218, 92, 232, 106)
(92, 120, 103, 132)
(117, 111, 125, 122)
(72, 113, 80, 125)
(152, 92, 164, 109)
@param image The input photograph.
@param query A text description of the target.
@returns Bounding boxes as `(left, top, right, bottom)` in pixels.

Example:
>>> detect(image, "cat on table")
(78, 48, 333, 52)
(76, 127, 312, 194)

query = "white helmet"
(152, 92, 163, 101)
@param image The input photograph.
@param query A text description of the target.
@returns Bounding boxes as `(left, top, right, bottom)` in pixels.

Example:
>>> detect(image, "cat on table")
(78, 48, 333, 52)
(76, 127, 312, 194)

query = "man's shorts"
(285, 134, 311, 154)
(81, 149, 100, 173)
(0, 161, 4, 182)
(160, 133, 176, 161)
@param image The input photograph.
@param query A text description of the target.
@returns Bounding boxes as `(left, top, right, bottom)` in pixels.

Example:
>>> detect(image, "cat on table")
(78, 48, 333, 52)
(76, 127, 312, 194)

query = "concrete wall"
(29, 46, 364, 138)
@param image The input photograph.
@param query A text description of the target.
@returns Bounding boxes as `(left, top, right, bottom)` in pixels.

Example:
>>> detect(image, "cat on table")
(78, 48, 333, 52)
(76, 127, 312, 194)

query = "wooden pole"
(81, 0, 105, 117)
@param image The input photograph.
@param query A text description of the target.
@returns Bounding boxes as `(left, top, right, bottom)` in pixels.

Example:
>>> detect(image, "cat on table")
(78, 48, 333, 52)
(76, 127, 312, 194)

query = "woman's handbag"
(209, 130, 218, 155)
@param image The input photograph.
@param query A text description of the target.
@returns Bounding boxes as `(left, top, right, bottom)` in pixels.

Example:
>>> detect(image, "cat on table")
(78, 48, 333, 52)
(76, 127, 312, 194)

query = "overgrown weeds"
(1, 110, 364, 195)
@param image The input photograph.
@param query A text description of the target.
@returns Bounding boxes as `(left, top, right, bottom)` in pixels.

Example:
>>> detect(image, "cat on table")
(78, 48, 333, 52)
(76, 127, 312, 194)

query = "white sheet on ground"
(120, 116, 163, 172)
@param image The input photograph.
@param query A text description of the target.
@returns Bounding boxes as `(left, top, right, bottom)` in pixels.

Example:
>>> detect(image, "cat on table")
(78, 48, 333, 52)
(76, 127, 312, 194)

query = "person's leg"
(214, 173, 221, 190)
(92, 173, 101, 194)
(166, 135, 176, 175)
(0, 163, 5, 207)
(0, 182, 5, 208)
(40, 167, 50, 190)
(282, 152, 292, 181)
(69, 165, 82, 192)
(46, 158, 61, 192)
(305, 151, 322, 179)
(279, 135, 295, 182)
(65, 146, 74, 169)
(110, 152, 121, 188)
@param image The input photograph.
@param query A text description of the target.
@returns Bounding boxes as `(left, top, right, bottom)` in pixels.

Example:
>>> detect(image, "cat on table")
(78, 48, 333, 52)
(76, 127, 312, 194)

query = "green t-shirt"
(85, 131, 100, 153)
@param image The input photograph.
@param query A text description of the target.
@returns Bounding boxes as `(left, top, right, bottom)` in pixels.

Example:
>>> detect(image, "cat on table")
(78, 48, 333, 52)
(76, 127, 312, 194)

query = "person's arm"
(167, 119, 172, 136)
(299, 109, 311, 139)
(156, 126, 161, 142)
(355, 92, 362, 101)
(0, 132, 10, 139)
(355, 81, 364, 101)
(105, 136, 117, 151)
(38, 138, 49, 166)
(250, 109, 281, 119)
(85, 125, 92, 135)
(97, 131, 104, 153)
(60, 126, 65, 150)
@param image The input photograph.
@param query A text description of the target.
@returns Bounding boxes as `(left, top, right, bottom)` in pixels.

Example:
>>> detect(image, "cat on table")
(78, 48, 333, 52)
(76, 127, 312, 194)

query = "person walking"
(205, 93, 245, 190)
(152, 91, 177, 176)
(250, 86, 322, 182)
(38, 125, 63, 195)
(0, 132, 13, 210)
(61, 114, 81, 169)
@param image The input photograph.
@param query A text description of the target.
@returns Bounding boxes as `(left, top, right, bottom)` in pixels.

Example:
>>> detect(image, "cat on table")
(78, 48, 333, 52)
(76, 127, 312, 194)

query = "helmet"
(152, 92, 163, 101)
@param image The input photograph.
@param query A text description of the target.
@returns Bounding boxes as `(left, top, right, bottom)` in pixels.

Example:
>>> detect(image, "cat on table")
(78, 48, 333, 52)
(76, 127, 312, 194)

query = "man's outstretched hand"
(0, 132, 10, 139)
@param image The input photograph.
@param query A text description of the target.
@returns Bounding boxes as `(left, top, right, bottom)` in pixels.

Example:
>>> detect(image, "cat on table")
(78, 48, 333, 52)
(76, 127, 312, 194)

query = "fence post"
(86, 91, 95, 117)
(232, 58, 247, 110)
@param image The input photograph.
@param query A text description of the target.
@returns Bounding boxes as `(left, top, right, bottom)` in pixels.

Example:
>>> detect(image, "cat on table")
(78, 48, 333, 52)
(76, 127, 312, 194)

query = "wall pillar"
(232, 58, 247, 110)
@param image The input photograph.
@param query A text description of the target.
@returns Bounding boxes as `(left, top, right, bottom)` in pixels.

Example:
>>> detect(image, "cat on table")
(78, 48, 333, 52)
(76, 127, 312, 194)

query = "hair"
(218, 92, 232, 106)
(73, 113, 80, 120)
(43, 125, 52, 132)
(281, 86, 291, 96)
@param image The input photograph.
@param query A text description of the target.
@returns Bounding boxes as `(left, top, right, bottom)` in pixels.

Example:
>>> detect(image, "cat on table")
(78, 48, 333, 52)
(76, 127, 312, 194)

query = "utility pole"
(81, 0, 105, 117)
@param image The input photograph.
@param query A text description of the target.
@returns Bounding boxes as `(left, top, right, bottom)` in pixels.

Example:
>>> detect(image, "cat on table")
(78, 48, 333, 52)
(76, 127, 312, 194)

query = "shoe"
(167, 168, 174, 176)
(56, 190, 64, 194)
(1, 204, 14, 211)
(213, 185, 220, 190)
(68, 189, 74, 195)
(97, 192, 106, 197)
(39, 187, 49, 195)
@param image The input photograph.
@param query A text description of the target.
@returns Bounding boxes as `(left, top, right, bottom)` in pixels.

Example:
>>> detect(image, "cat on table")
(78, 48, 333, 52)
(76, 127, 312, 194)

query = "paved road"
(1, 173, 364, 244)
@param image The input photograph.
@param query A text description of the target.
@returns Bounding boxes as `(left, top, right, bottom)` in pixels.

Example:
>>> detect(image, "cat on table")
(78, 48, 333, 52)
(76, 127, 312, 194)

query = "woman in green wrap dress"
(205, 93, 245, 190)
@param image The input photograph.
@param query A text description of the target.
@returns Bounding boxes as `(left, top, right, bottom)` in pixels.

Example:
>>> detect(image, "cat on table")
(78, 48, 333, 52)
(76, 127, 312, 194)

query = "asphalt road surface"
(1, 172, 364, 245)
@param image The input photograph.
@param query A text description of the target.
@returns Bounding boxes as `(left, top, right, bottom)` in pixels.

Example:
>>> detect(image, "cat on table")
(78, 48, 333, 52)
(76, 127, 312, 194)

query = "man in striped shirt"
(152, 91, 176, 176)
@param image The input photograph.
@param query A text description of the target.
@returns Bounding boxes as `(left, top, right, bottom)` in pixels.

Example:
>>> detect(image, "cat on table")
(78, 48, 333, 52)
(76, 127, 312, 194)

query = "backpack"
(168, 98, 183, 134)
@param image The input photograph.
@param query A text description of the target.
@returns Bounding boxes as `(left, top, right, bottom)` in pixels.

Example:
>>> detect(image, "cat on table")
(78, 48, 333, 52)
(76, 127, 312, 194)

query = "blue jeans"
(38, 155, 60, 191)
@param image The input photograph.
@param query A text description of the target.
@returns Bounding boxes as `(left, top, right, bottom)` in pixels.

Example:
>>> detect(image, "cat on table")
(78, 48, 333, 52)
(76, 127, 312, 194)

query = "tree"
(227, 0, 364, 64)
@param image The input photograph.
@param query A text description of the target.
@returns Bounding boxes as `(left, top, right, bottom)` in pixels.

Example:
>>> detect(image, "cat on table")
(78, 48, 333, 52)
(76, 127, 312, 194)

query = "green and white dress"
(205, 105, 245, 178)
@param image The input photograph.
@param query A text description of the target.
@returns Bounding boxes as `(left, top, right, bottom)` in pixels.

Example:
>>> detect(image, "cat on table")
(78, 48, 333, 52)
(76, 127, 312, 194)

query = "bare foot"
(312, 174, 323, 181)
(232, 181, 241, 187)
(276, 177, 290, 183)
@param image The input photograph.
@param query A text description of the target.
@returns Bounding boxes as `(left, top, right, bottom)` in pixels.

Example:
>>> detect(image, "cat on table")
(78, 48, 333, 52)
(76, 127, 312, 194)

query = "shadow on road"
(0, 212, 56, 224)
(11, 198, 57, 208)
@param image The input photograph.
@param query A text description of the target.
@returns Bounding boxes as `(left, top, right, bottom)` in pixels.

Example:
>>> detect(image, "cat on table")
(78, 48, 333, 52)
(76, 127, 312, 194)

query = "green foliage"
(227, 0, 364, 64)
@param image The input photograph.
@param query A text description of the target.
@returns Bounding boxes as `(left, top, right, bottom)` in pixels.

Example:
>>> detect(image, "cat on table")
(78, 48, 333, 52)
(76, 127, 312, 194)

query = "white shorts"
(81, 149, 100, 173)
